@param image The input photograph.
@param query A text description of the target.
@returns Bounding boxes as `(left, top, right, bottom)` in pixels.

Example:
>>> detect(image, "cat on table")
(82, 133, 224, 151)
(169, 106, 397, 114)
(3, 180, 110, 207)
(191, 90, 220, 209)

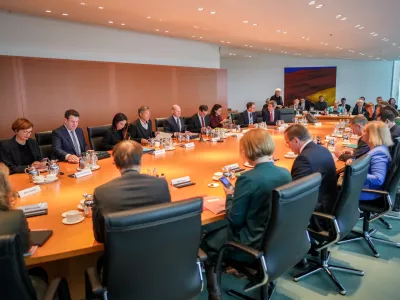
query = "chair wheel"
(340, 290, 347, 296)
(293, 278, 299, 282)
(374, 253, 380, 258)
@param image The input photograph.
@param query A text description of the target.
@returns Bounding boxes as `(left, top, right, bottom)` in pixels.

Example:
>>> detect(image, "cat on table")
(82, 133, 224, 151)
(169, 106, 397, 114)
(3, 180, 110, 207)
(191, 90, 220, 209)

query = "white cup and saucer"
(284, 151, 297, 159)
(208, 183, 220, 188)
(62, 210, 84, 225)
(45, 174, 58, 182)
(214, 172, 223, 179)
(33, 175, 45, 184)
(77, 199, 85, 210)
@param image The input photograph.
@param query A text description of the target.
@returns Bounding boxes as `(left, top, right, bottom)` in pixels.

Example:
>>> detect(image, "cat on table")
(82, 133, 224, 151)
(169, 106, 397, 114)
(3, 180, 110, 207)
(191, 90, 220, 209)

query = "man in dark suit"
(92, 140, 171, 243)
(127, 105, 156, 144)
(187, 105, 210, 133)
(313, 95, 328, 111)
(299, 97, 312, 111)
(262, 100, 281, 125)
(239, 102, 258, 127)
(270, 88, 283, 107)
(381, 110, 400, 141)
(164, 104, 186, 133)
(339, 98, 351, 113)
(52, 109, 88, 163)
(352, 99, 366, 115)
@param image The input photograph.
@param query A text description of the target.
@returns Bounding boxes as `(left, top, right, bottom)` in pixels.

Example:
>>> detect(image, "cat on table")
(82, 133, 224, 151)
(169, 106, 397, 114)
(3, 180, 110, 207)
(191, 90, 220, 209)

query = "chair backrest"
(103, 198, 203, 300)
(279, 108, 295, 123)
(231, 113, 241, 125)
(183, 116, 191, 126)
(384, 137, 400, 202)
(87, 125, 111, 151)
(155, 118, 168, 132)
(0, 234, 37, 300)
(263, 173, 321, 282)
(334, 154, 371, 238)
(35, 131, 53, 159)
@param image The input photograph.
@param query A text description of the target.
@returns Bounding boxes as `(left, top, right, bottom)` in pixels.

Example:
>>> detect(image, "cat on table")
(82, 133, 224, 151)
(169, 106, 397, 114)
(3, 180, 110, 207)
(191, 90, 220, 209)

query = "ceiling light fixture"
(210, 11, 216, 14)
(355, 25, 360, 28)
(359, 53, 365, 55)
(309, 1, 316, 5)
(253, 23, 258, 26)
(243, 20, 249, 24)
(316, 4, 323, 8)
(165, 30, 169, 33)
(277, 29, 281, 33)
(199, 36, 203, 39)
(233, 54, 236, 56)
(341, 17, 347, 21)
(146, 16, 151, 19)
(155, 29, 159, 31)
(121, 23, 126, 26)
(198, 8, 204, 11)
(98, 6, 104, 9)
(227, 42, 231, 44)
(192, 36, 196, 38)
(373, 33, 378, 36)
(80, 2, 86, 5)
(62, 13, 68, 16)
(369, 55, 373, 58)
(108, 21, 113, 24)
(283, 31, 287, 34)
(336, 15, 342, 19)
(193, 26, 199, 29)
(45, 10, 51, 13)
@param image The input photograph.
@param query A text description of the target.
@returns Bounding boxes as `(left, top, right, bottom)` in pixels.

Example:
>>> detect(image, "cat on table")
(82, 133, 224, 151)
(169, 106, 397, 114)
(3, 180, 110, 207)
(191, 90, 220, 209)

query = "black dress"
(101, 128, 124, 150)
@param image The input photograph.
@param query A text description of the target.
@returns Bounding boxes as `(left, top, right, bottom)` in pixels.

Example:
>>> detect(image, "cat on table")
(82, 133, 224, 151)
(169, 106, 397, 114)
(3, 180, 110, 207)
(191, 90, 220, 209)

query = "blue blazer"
(262, 109, 281, 125)
(52, 125, 88, 161)
(239, 110, 258, 127)
(360, 145, 392, 200)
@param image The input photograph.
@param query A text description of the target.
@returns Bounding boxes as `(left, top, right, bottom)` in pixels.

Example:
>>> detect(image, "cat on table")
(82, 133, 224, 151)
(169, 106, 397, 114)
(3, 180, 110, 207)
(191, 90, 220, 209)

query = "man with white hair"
(270, 88, 283, 107)
(164, 104, 186, 133)
(352, 99, 366, 115)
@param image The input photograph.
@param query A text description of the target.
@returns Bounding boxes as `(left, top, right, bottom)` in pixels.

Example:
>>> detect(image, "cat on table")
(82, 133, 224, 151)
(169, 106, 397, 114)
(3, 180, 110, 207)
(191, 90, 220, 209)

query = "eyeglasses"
(22, 130, 33, 135)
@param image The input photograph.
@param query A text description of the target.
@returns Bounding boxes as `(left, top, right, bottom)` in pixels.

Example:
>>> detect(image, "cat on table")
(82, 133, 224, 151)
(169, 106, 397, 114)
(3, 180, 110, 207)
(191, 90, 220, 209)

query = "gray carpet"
(195, 218, 400, 299)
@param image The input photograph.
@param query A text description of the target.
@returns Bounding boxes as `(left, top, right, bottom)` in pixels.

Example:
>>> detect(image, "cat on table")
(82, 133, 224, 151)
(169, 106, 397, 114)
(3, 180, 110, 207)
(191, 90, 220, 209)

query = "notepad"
(203, 196, 226, 215)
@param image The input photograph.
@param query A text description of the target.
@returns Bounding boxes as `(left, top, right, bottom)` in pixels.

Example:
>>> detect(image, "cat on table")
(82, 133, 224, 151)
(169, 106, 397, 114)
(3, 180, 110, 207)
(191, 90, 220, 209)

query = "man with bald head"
(164, 104, 186, 133)
(92, 140, 171, 243)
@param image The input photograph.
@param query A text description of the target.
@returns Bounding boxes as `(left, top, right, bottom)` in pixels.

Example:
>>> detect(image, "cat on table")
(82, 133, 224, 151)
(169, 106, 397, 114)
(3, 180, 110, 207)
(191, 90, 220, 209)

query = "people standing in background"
(327, 100, 344, 115)
(270, 88, 283, 107)
(239, 102, 258, 128)
(364, 102, 376, 121)
(313, 95, 328, 111)
(210, 104, 229, 128)
(262, 100, 281, 125)
(262, 98, 271, 110)
(1, 118, 42, 174)
(164, 105, 186, 133)
(52, 109, 88, 163)
(101, 113, 128, 150)
(127, 106, 157, 144)
(352, 100, 365, 115)
(380, 110, 400, 141)
(187, 105, 211, 133)
(375, 96, 383, 109)
(389, 98, 398, 110)
(339, 98, 351, 113)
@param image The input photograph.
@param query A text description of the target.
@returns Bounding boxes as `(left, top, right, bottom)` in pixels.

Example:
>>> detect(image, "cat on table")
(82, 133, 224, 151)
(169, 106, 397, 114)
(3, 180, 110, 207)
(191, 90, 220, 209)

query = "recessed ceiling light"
(198, 8, 204, 11)
(376, 57, 381, 59)
(165, 30, 169, 33)
(341, 17, 347, 21)
(393, 43, 397, 46)
(192, 36, 196, 38)
(221, 40, 225, 43)
(62, 13, 68, 16)
(227, 41, 231, 44)
(210, 11, 216, 14)
(370, 32, 375, 35)
(253, 23, 258, 26)
(302, 36, 305, 39)
(80, 2, 86, 5)
(245, 45, 248, 47)
(121, 23, 126, 26)
(283, 31, 287, 34)
(277, 29, 281, 33)
(336, 15, 342, 19)
(316, 4, 323, 8)
(45, 10, 51, 13)
(373, 33, 378, 36)
(108, 21, 113, 24)
(155, 29, 159, 31)
(229, 53, 233, 56)
(243, 20, 249, 24)
(348, 50, 354, 52)
(146, 16, 151, 19)
(98, 6, 104, 9)
(269, 48, 272, 51)
(193, 26, 199, 29)
(233, 54, 236, 56)
(369, 55, 373, 58)
(355, 25, 360, 28)
(359, 27, 364, 29)
(309, 1, 316, 5)
(159, 19, 163, 21)
(359, 53, 365, 55)
(249, 56, 252, 58)
(249, 46, 253, 48)
(199, 36, 203, 39)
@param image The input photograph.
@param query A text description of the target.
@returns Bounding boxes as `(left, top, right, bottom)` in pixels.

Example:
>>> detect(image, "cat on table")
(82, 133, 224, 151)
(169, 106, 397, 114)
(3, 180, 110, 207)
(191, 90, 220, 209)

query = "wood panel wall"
(0, 55, 227, 139)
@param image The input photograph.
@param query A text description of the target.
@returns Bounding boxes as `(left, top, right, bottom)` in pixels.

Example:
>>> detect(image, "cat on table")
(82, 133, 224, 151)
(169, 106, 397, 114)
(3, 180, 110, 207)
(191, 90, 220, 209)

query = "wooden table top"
(9, 123, 345, 265)
(295, 114, 354, 121)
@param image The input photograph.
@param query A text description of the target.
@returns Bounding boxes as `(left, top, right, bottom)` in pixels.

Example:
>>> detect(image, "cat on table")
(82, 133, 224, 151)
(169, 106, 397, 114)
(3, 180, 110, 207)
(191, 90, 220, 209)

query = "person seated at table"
(289, 98, 300, 110)
(389, 98, 398, 110)
(313, 95, 328, 112)
(0, 163, 49, 299)
(358, 122, 393, 202)
(380, 110, 400, 141)
(210, 104, 229, 129)
(200, 129, 292, 300)
(92, 140, 171, 243)
(335, 115, 370, 162)
(262, 97, 270, 110)
(339, 97, 351, 113)
(187, 105, 211, 133)
(363, 102, 376, 121)
(262, 100, 281, 125)
(101, 113, 128, 150)
(299, 97, 312, 111)
(127, 105, 156, 144)
(164, 104, 186, 133)
(1, 118, 42, 174)
(352, 99, 366, 115)
(270, 88, 283, 107)
(52, 109, 88, 163)
(327, 100, 344, 115)
(239, 102, 258, 128)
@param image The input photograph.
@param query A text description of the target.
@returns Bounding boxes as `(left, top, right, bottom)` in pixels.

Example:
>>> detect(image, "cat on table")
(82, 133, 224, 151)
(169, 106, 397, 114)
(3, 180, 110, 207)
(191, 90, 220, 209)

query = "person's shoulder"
(2, 137, 15, 147)
(52, 125, 64, 134)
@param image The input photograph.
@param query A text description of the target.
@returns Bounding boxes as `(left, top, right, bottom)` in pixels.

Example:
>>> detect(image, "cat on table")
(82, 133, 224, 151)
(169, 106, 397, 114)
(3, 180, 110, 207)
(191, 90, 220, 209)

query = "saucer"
(284, 154, 297, 159)
(37, 168, 48, 173)
(164, 147, 176, 151)
(33, 177, 58, 185)
(244, 162, 254, 168)
(62, 215, 84, 225)
(212, 176, 220, 181)
(77, 165, 100, 171)
(208, 183, 220, 188)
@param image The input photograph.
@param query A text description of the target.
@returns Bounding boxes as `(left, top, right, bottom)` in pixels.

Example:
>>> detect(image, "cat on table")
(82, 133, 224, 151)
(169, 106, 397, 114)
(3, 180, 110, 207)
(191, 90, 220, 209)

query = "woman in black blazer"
(1, 118, 42, 174)
(101, 113, 128, 150)
(127, 106, 157, 144)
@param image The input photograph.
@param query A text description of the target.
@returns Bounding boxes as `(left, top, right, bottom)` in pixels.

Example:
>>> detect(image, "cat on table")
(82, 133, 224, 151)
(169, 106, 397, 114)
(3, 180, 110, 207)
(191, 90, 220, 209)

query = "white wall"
(221, 54, 394, 110)
(0, 12, 220, 68)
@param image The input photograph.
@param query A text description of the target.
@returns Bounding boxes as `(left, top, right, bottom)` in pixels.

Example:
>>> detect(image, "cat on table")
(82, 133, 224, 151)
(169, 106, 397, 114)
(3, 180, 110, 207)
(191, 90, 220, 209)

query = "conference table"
(10, 122, 346, 297)
(295, 114, 354, 122)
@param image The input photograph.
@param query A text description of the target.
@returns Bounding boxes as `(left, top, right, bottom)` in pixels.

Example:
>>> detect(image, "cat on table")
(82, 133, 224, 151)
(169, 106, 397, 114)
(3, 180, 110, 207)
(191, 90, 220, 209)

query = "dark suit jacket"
(52, 126, 88, 161)
(299, 100, 312, 111)
(291, 142, 338, 214)
(262, 109, 281, 125)
(390, 124, 400, 140)
(92, 169, 171, 243)
(270, 95, 283, 106)
(101, 127, 124, 151)
(0, 208, 31, 253)
(1, 137, 42, 174)
(352, 106, 366, 115)
(186, 114, 211, 133)
(339, 104, 351, 112)
(363, 112, 376, 121)
(339, 138, 370, 162)
(314, 101, 328, 111)
(127, 119, 155, 142)
(238, 110, 258, 127)
(164, 115, 185, 133)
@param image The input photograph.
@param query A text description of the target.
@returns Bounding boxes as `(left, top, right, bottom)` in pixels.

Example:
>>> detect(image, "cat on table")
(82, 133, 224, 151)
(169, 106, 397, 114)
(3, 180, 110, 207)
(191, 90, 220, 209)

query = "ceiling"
(1, 0, 400, 61)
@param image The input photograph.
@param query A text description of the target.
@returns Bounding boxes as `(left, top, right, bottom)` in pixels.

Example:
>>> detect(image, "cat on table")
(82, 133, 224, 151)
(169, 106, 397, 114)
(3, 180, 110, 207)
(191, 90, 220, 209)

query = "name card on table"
(75, 169, 92, 178)
(211, 137, 220, 142)
(171, 176, 191, 185)
(18, 186, 41, 198)
(152, 149, 165, 156)
(181, 142, 195, 148)
(224, 163, 239, 170)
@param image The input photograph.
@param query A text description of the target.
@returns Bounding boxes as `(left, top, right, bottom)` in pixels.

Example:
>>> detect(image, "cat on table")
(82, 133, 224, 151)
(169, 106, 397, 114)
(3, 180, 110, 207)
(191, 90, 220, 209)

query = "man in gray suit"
(92, 140, 171, 243)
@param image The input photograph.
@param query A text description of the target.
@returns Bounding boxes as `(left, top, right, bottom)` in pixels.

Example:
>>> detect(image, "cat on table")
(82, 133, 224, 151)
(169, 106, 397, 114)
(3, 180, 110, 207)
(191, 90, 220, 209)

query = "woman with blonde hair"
(359, 121, 393, 202)
(200, 129, 292, 300)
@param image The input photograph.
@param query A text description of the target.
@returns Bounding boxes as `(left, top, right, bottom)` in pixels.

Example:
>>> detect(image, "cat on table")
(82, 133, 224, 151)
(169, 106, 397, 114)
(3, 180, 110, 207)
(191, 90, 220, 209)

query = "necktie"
(201, 117, 205, 127)
(249, 113, 253, 124)
(270, 112, 274, 122)
(177, 118, 181, 132)
(70, 131, 81, 155)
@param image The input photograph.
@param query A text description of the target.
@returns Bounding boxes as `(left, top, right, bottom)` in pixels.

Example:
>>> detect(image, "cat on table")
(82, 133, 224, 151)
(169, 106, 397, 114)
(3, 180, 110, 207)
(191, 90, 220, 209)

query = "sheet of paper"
(154, 132, 173, 141)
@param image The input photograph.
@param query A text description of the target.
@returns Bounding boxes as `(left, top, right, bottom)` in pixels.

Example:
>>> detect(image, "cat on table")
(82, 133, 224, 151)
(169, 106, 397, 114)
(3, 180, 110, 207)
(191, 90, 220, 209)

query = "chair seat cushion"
(359, 197, 386, 213)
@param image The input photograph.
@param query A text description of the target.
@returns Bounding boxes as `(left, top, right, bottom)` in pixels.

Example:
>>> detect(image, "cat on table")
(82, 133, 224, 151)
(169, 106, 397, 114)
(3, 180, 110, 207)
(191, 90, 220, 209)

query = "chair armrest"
(312, 211, 336, 221)
(361, 189, 389, 196)
(43, 278, 61, 300)
(198, 248, 208, 262)
(223, 241, 263, 259)
(86, 267, 105, 296)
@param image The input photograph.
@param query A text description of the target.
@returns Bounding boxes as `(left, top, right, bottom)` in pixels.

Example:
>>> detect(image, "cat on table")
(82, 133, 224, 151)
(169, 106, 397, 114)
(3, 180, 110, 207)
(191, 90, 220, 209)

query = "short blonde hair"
(240, 129, 275, 162)
(365, 121, 393, 148)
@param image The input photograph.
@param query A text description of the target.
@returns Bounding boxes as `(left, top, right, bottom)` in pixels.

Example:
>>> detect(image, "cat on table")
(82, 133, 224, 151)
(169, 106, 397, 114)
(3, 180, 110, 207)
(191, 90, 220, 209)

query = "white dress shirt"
(64, 125, 81, 159)
(174, 116, 182, 131)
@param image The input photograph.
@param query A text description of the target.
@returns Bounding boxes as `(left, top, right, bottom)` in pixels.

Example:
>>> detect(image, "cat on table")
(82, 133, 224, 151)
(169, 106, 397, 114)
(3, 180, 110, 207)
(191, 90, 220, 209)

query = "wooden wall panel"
(0, 55, 227, 139)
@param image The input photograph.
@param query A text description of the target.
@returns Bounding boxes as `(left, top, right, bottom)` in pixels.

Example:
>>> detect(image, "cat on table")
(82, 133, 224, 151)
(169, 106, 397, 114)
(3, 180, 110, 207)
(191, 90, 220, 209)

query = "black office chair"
(231, 113, 241, 125)
(279, 108, 295, 123)
(294, 155, 371, 295)
(155, 117, 168, 132)
(85, 198, 204, 300)
(255, 111, 263, 123)
(337, 138, 400, 257)
(87, 125, 111, 151)
(0, 234, 71, 300)
(215, 173, 322, 300)
(35, 131, 53, 159)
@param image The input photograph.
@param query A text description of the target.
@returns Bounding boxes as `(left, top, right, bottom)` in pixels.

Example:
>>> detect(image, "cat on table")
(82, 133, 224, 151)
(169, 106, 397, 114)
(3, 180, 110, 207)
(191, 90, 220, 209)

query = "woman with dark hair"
(389, 98, 398, 110)
(209, 104, 229, 128)
(101, 113, 128, 150)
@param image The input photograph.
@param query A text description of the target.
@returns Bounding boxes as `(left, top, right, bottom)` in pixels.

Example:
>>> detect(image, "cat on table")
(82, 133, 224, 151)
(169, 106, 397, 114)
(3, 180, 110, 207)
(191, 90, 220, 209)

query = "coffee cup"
(214, 172, 223, 178)
(66, 210, 81, 222)
(80, 199, 85, 207)
(287, 151, 295, 157)
(33, 175, 45, 183)
(154, 141, 160, 148)
(45, 174, 57, 181)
